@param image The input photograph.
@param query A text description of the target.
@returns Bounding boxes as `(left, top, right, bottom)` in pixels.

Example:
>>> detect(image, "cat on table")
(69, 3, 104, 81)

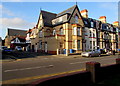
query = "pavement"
(1, 53, 120, 85)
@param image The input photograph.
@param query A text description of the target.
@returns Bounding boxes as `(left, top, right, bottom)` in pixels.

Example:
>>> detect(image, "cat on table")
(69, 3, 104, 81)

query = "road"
(2, 54, 120, 84)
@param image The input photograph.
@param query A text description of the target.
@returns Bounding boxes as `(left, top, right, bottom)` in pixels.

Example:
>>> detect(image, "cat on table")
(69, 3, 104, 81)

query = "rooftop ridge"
(41, 10, 57, 15)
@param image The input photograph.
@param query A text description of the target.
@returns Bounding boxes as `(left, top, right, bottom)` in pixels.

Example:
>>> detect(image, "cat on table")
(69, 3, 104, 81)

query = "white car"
(81, 50, 101, 57)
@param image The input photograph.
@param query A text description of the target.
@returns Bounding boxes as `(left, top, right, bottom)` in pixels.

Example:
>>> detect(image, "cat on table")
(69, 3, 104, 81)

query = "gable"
(37, 13, 43, 29)
(69, 6, 84, 27)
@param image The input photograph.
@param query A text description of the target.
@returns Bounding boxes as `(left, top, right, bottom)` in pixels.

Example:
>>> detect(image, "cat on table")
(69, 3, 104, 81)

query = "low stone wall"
(29, 58, 120, 86)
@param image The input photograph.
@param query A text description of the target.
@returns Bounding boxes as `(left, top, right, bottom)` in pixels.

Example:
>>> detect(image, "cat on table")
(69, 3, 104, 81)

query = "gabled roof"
(41, 10, 57, 27)
(11, 37, 26, 42)
(8, 28, 27, 37)
(57, 5, 76, 17)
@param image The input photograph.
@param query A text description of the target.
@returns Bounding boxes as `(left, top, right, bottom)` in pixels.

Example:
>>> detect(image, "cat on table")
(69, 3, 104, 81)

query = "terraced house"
(29, 5, 120, 56)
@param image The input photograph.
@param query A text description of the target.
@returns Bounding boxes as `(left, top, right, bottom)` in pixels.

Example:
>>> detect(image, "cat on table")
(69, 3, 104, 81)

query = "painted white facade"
(83, 27, 97, 51)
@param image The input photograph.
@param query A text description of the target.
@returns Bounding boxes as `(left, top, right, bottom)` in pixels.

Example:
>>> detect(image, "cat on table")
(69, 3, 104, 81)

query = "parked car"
(15, 46, 22, 51)
(81, 50, 101, 57)
(0, 46, 7, 51)
(98, 49, 106, 54)
(2, 48, 13, 54)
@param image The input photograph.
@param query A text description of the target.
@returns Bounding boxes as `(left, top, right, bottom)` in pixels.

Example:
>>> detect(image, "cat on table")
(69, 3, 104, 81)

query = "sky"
(0, 2, 119, 39)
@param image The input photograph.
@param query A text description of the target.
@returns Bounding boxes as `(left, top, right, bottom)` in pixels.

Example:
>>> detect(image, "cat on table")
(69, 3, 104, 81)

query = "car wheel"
(89, 54, 91, 57)
(99, 54, 101, 57)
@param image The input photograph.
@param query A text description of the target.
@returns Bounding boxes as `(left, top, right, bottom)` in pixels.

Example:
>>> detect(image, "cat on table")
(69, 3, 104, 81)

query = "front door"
(45, 42, 47, 53)
(32, 45, 34, 52)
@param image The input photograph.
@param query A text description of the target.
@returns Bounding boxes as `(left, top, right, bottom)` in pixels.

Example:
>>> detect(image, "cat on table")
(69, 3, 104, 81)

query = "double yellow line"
(1, 68, 85, 84)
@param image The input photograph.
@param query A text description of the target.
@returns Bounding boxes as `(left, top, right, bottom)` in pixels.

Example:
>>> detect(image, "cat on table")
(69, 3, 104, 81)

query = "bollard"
(116, 58, 120, 64)
(86, 62, 100, 83)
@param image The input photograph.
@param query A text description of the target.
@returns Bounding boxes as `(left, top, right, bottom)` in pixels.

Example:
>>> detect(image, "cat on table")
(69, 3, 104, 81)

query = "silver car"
(81, 50, 101, 57)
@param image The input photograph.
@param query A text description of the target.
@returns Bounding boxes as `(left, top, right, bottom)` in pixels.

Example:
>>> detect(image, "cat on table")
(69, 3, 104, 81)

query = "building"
(5, 28, 27, 48)
(0, 37, 2, 47)
(30, 5, 84, 55)
(29, 5, 119, 55)
(11, 37, 26, 50)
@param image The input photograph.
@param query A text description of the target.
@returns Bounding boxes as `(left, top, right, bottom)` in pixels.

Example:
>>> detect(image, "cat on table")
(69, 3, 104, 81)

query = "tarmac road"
(2, 54, 119, 84)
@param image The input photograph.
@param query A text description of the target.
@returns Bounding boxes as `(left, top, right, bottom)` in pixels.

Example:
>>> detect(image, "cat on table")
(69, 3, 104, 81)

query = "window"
(60, 28, 64, 35)
(39, 40, 42, 49)
(53, 29, 56, 35)
(91, 22, 94, 27)
(90, 41, 92, 49)
(73, 27, 77, 35)
(39, 30, 43, 37)
(90, 30, 92, 37)
(75, 15, 79, 23)
(93, 41, 95, 49)
(93, 33, 95, 37)
(59, 17, 62, 22)
(77, 40, 80, 49)
(60, 42, 64, 48)
(73, 40, 76, 48)
(84, 21, 88, 24)
(77, 27, 81, 36)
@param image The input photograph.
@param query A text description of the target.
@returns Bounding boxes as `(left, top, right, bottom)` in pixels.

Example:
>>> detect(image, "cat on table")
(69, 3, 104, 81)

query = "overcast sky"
(0, 2, 119, 39)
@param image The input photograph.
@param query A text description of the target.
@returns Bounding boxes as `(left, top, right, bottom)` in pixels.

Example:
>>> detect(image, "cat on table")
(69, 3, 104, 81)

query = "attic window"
(75, 15, 79, 23)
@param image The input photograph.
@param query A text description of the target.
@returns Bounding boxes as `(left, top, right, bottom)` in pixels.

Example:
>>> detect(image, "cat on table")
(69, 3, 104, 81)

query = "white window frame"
(53, 29, 56, 35)
(73, 27, 77, 35)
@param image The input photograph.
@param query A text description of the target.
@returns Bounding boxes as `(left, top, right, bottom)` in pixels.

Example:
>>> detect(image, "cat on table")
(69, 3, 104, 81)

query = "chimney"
(113, 21, 119, 26)
(80, 9, 88, 18)
(99, 16, 106, 23)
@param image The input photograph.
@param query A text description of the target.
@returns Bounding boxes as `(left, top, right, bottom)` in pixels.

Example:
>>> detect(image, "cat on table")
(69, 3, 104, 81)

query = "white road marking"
(70, 57, 115, 65)
(70, 60, 93, 65)
(4, 65, 54, 72)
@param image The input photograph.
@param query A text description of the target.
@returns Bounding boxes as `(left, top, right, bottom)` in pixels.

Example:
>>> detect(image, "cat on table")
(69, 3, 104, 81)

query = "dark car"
(2, 48, 13, 54)
(99, 49, 106, 54)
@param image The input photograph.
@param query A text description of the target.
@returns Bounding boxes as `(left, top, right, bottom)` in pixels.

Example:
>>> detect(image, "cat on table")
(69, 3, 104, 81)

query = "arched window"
(75, 15, 79, 23)
(39, 30, 42, 37)
(60, 27, 64, 35)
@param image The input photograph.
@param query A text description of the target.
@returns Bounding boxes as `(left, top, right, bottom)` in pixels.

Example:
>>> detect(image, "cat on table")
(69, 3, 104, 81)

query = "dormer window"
(59, 17, 62, 22)
(75, 15, 79, 23)
(53, 29, 56, 35)
(91, 21, 94, 27)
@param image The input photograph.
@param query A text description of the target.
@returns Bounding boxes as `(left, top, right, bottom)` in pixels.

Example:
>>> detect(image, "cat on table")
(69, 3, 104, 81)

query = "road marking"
(1, 68, 85, 84)
(4, 65, 54, 72)
(70, 60, 93, 65)
(100, 58, 115, 61)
